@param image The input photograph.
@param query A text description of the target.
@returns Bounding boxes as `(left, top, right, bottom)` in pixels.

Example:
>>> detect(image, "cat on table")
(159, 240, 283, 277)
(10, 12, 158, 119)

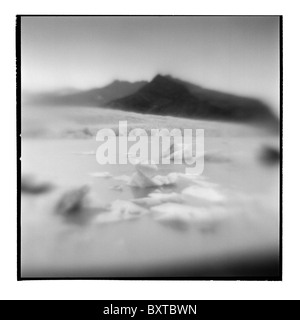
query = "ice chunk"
(152, 203, 212, 223)
(259, 145, 280, 165)
(152, 203, 226, 231)
(132, 197, 164, 207)
(143, 171, 207, 186)
(182, 185, 225, 204)
(128, 162, 180, 188)
(148, 192, 183, 203)
(179, 172, 203, 179)
(151, 175, 170, 186)
(135, 162, 158, 178)
(166, 172, 179, 184)
(128, 172, 160, 188)
(56, 186, 90, 215)
(94, 200, 148, 224)
(132, 192, 183, 207)
(21, 175, 53, 194)
(128, 170, 177, 188)
(110, 200, 148, 217)
(151, 173, 178, 186)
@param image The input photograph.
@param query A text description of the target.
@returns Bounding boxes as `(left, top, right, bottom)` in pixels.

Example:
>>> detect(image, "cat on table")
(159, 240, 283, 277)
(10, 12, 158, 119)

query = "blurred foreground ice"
(51, 159, 230, 233)
(21, 106, 280, 277)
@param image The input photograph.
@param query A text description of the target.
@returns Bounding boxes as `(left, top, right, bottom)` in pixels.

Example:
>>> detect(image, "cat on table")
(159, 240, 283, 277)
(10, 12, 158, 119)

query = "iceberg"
(128, 172, 179, 188)
(128, 172, 160, 188)
(152, 203, 212, 224)
(135, 162, 158, 178)
(128, 162, 178, 188)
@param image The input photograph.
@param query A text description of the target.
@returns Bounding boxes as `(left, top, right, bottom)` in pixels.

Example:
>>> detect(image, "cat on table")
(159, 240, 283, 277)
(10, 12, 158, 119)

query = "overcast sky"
(21, 16, 280, 113)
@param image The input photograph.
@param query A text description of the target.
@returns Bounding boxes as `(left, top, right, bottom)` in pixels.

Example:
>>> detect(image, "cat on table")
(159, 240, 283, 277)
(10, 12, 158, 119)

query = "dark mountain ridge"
(24, 80, 147, 106)
(109, 74, 278, 126)
(23, 74, 278, 127)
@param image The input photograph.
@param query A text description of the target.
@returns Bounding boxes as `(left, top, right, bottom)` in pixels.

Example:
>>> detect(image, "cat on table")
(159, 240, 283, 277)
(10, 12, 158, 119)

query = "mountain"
(23, 80, 148, 106)
(109, 74, 278, 125)
(24, 74, 278, 126)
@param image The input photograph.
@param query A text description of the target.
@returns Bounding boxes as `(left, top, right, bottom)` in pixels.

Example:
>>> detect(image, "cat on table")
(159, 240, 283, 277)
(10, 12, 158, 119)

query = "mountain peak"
(109, 74, 278, 126)
(141, 73, 194, 100)
(152, 74, 173, 82)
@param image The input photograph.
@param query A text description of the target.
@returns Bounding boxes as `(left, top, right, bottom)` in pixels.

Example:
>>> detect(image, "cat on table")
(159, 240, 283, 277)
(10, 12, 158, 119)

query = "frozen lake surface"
(21, 106, 280, 277)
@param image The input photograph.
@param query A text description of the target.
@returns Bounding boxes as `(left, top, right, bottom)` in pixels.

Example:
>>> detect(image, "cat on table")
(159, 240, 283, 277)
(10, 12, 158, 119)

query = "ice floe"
(259, 145, 280, 165)
(148, 192, 183, 202)
(128, 172, 159, 188)
(151, 202, 226, 231)
(132, 192, 183, 207)
(152, 203, 212, 223)
(135, 162, 158, 178)
(110, 200, 148, 216)
(132, 197, 164, 207)
(126, 161, 210, 188)
(128, 172, 178, 188)
(94, 200, 149, 224)
(56, 186, 90, 215)
(181, 185, 226, 204)
(127, 162, 177, 188)
(21, 175, 53, 195)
